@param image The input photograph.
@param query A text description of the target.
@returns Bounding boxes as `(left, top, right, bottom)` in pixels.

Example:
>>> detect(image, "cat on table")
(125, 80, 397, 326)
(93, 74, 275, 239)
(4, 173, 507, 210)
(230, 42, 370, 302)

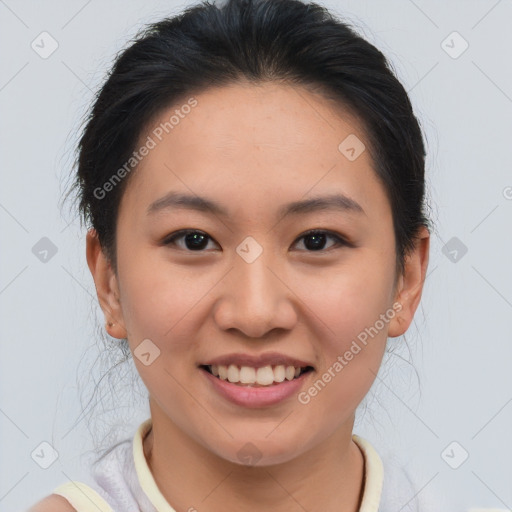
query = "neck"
(143, 404, 365, 512)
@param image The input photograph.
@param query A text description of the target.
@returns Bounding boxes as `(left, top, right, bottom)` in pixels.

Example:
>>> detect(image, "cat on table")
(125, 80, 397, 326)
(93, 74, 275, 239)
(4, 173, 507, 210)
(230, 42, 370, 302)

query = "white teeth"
(218, 364, 227, 380)
(239, 366, 256, 384)
(256, 366, 274, 386)
(207, 363, 308, 386)
(227, 364, 239, 383)
(273, 365, 285, 382)
(285, 365, 295, 381)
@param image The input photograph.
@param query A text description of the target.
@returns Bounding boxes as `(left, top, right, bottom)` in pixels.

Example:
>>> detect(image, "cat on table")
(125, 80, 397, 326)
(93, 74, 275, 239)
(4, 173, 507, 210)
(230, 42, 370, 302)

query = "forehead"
(120, 81, 389, 222)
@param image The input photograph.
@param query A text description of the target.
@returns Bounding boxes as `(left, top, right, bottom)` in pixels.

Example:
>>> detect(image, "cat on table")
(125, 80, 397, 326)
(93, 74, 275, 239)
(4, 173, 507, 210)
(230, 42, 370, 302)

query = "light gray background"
(1, 0, 511, 510)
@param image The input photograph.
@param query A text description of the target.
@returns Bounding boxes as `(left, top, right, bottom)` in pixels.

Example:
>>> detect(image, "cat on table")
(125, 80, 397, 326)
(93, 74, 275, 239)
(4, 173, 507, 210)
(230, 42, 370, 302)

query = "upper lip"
(200, 352, 314, 369)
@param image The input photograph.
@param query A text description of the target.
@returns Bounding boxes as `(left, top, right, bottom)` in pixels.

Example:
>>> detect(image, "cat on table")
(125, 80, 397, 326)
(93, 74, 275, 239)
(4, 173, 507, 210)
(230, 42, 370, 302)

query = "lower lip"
(200, 367, 313, 408)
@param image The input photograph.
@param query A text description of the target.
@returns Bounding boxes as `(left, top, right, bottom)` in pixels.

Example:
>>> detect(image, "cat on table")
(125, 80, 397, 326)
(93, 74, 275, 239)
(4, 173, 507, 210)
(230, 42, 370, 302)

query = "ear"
(388, 225, 430, 337)
(86, 228, 127, 339)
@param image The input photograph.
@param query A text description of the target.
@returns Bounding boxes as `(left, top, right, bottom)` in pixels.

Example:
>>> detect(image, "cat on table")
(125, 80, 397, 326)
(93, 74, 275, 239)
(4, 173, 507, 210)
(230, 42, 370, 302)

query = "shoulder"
(27, 493, 77, 512)
(27, 480, 114, 512)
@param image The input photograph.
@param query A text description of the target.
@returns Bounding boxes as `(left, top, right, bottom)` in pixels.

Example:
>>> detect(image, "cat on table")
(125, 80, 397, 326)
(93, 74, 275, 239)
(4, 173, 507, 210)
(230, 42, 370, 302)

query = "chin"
(211, 437, 304, 468)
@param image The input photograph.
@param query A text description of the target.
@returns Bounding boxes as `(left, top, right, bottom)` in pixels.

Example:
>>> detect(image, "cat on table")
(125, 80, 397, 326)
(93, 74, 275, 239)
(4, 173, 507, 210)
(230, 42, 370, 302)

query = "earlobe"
(388, 226, 430, 338)
(86, 228, 128, 339)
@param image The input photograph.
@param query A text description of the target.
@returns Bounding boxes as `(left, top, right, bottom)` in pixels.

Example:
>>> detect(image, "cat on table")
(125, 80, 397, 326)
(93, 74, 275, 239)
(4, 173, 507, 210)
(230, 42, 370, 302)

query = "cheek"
(307, 257, 395, 341)
(115, 238, 196, 336)
(296, 270, 392, 429)
(298, 253, 395, 402)
(116, 261, 204, 416)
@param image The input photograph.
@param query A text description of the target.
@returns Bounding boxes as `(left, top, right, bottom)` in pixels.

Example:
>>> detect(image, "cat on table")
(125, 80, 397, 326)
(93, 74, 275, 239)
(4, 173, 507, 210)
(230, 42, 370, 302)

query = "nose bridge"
(238, 248, 275, 304)
(234, 239, 280, 316)
(214, 237, 296, 337)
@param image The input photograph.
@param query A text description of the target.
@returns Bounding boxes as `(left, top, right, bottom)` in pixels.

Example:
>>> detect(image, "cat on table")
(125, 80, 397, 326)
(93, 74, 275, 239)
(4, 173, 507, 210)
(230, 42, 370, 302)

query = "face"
(87, 81, 429, 466)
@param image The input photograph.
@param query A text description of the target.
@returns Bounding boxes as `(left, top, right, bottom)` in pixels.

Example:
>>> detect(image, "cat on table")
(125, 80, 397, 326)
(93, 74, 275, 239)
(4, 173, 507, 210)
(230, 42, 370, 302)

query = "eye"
(163, 229, 349, 252)
(292, 229, 349, 252)
(162, 229, 218, 251)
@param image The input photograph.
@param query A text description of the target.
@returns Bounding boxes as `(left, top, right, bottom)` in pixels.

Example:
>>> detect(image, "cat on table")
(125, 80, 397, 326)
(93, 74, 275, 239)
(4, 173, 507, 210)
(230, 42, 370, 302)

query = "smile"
(201, 364, 314, 387)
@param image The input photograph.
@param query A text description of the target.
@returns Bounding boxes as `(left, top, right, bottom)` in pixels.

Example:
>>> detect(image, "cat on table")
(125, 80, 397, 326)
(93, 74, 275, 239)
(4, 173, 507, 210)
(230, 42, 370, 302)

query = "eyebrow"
(147, 191, 365, 218)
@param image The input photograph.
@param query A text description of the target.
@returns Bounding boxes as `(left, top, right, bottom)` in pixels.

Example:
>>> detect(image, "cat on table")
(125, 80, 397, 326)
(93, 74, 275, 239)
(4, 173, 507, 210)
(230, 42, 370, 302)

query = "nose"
(213, 248, 298, 339)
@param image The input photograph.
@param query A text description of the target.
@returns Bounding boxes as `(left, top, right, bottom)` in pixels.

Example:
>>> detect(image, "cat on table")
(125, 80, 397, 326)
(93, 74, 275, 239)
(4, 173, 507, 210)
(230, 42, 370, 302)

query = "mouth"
(199, 364, 315, 387)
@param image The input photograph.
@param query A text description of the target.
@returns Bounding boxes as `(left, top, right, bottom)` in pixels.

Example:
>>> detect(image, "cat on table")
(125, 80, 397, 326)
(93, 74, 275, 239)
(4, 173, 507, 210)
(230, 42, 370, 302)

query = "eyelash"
(162, 229, 351, 253)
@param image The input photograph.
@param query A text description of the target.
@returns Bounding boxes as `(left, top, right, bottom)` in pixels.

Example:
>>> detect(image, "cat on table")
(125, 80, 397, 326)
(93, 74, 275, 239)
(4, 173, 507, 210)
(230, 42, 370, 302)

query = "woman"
(29, 0, 432, 509)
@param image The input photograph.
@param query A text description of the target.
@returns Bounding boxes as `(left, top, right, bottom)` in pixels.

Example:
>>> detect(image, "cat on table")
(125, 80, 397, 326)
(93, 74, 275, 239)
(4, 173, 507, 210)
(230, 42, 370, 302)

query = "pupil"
(305, 233, 325, 251)
(185, 232, 208, 250)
